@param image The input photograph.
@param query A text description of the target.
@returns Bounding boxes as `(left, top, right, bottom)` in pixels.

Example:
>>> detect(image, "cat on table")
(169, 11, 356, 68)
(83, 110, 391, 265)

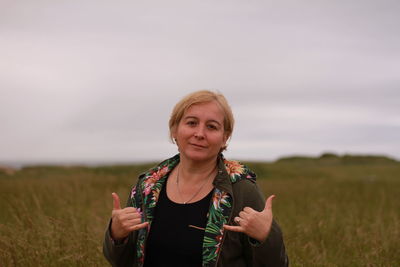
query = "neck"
(178, 155, 218, 183)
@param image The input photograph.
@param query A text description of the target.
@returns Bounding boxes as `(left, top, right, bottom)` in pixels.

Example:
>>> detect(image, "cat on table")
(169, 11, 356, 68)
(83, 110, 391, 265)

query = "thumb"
(264, 194, 275, 211)
(112, 192, 121, 210)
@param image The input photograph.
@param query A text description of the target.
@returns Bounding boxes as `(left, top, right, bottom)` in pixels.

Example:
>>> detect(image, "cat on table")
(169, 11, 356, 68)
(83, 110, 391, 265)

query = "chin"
(182, 150, 217, 162)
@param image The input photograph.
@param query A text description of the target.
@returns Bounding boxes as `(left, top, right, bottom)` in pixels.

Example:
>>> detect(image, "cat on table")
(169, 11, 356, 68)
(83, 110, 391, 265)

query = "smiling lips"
(190, 143, 207, 149)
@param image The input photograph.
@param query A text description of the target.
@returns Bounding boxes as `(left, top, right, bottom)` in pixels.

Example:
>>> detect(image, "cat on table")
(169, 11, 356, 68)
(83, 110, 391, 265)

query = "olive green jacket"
(103, 154, 288, 267)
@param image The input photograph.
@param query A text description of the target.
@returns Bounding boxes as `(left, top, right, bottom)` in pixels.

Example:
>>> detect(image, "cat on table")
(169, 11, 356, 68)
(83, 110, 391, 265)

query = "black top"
(143, 179, 214, 267)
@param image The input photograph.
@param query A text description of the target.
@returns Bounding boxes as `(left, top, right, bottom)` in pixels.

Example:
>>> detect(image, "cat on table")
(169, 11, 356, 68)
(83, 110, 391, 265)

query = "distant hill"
(1, 154, 398, 176)
(275, 153, 398, 165)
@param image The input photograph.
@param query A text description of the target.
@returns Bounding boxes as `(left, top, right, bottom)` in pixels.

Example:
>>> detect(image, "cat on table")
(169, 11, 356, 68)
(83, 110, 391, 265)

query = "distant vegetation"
(276, 153, 398, 164)
(0, 154, 399, 266)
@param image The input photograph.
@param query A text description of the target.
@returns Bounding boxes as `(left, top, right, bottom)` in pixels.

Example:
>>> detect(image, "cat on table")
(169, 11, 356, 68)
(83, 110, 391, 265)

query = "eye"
(186, 120, 197, 126)
(207, 124, 218, 130)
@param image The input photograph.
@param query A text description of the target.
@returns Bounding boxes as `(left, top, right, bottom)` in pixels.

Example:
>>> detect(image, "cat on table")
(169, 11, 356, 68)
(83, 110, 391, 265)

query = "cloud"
(1, 0, 399, 163)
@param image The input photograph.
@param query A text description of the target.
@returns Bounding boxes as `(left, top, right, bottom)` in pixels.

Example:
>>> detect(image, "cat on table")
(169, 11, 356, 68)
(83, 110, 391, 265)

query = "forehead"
(183, 101, 225, 122)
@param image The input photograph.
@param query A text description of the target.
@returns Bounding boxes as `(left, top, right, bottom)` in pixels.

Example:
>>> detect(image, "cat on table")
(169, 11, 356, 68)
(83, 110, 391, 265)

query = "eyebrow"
(183, 116, 222, 126)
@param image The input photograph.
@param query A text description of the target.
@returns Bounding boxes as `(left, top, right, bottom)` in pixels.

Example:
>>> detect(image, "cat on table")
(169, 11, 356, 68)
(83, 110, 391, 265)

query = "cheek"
(213, 133, 227, 145)
(176, 126, 191, 140)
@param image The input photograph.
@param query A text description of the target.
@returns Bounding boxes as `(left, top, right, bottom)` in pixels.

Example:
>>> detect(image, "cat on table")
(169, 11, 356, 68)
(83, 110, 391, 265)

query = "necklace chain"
(176, 165, 215, 204)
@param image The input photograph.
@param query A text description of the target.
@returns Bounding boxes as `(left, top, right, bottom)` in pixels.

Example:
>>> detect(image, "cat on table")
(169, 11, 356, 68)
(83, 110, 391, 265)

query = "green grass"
(0, 157, 399, 266)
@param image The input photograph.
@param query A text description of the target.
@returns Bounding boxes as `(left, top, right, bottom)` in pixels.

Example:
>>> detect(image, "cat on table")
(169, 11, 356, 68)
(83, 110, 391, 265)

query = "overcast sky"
(1, 0, 399, 165)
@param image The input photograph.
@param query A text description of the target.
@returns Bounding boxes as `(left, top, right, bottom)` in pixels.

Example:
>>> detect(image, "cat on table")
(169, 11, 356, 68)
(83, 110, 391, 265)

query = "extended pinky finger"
(129, 222, 149, 231)
(223, 224, 244, 233)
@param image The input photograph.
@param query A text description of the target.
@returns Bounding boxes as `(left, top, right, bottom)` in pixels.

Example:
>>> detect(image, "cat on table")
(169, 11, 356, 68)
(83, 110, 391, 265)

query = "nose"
(194, 133, 204, 139)
(194, 125, 205, 139)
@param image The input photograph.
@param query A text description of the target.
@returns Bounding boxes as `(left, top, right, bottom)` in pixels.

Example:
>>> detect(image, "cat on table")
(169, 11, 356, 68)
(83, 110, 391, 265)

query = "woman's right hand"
(110, 192, 149, 241)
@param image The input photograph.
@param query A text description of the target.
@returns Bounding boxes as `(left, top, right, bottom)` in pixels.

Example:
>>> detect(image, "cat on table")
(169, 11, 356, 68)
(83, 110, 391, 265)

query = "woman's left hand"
(223, 195, 275, 243)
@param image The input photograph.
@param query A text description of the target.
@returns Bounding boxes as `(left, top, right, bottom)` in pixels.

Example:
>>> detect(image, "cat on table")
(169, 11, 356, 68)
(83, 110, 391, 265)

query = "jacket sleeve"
(103, 184, 141, 267)
(248, 220, 289, 267)
(241, 181, 289, 267)
(103, 219, 138, 267)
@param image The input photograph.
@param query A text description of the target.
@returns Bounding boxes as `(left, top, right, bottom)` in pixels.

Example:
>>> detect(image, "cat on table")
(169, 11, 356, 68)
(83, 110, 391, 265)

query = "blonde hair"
(169, 90, 234, 151)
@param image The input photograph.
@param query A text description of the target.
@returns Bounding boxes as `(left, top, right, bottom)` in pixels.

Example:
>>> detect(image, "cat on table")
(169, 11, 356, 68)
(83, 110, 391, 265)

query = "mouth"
(190, 143, 207, 149)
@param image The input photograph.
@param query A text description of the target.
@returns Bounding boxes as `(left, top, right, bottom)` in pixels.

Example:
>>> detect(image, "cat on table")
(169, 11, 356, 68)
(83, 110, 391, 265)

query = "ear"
(222, 133, 229, 148)
(171, 126, 177, 143)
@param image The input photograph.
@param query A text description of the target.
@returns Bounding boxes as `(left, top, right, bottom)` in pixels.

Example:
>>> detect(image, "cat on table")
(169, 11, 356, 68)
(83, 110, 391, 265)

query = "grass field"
(0, 155, 399, 266)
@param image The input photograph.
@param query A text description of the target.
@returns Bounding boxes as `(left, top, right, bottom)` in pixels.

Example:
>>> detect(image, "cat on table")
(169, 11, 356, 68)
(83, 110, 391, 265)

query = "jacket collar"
(139, 153, 256, 192)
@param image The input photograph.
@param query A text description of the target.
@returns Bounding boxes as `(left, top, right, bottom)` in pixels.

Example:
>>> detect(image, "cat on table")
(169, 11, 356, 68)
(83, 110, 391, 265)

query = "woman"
(103, 90, 288, 267)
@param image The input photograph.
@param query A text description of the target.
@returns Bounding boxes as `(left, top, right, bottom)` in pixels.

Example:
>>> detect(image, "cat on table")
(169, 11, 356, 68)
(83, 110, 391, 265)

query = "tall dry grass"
(0, 158, 399, 266)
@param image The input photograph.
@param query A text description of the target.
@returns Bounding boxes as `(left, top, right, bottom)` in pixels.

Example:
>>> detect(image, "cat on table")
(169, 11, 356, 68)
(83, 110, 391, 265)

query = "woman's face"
(173, 101, 228, 163)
